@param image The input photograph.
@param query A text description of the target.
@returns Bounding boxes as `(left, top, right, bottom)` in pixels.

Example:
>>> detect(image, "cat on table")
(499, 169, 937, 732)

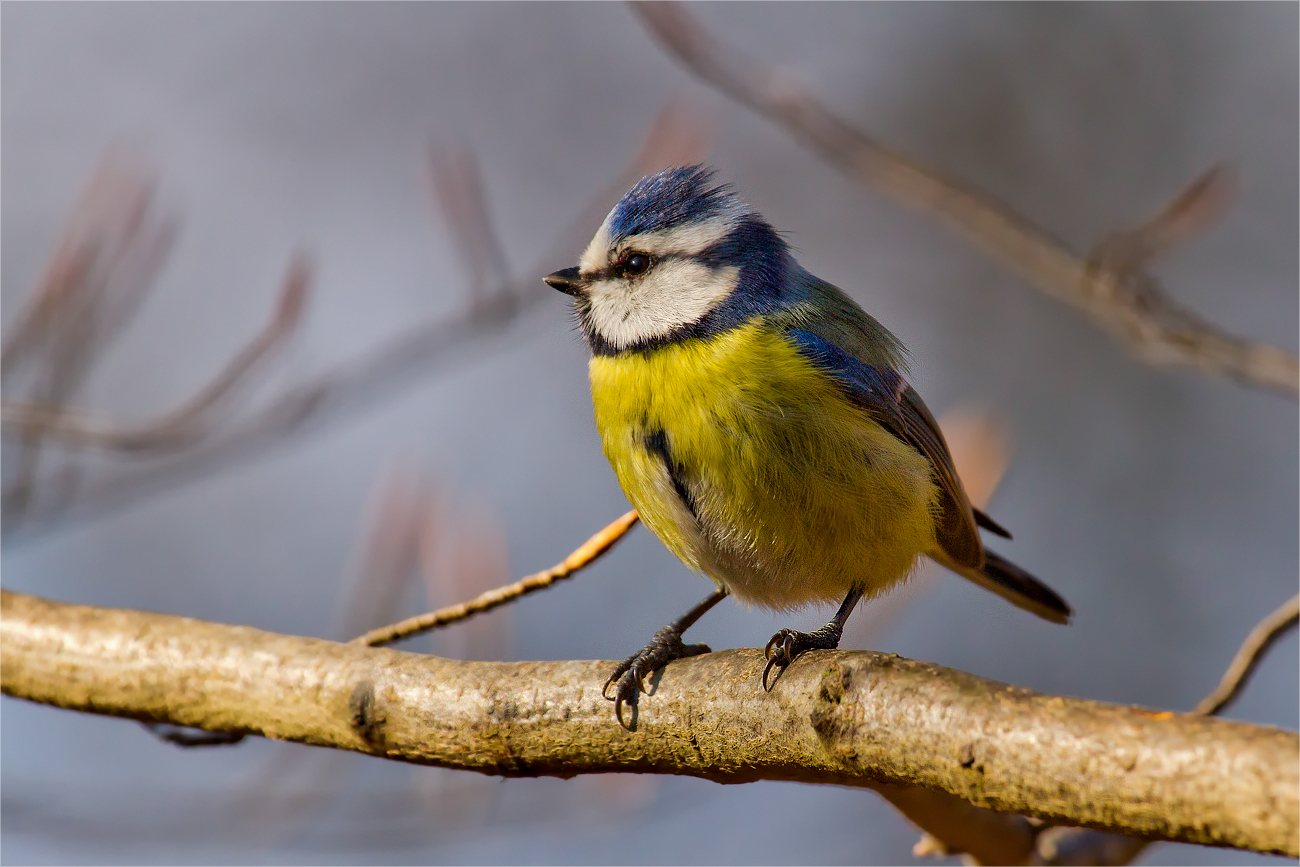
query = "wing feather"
(782, 326, 984, 568)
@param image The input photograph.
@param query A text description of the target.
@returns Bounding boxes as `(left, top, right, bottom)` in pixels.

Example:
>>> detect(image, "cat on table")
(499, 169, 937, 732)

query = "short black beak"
(544, 267, 587, 296)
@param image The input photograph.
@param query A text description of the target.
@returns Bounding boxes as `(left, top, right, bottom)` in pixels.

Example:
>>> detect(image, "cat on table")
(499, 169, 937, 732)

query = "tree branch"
(630, 2, 1299, 398)
(911, 592, 1300, 865)
(2, 589, 1295, 856)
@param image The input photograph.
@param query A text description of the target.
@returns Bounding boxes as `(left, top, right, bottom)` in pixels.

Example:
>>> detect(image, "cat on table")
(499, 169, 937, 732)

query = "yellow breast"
(588, 322, 940, 610)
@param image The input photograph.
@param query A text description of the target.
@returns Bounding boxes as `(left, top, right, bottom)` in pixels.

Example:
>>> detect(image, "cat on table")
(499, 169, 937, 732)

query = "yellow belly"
(589, 322, 940, 610)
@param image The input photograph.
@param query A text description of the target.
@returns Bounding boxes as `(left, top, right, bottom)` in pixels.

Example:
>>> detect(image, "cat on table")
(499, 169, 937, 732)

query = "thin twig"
(2, 256, 311, 452)
(630, 2, 1298, 398)
(428, 145, 512, 296)
(1194, 594, 1300, 717)
(353, 510, 639, 647)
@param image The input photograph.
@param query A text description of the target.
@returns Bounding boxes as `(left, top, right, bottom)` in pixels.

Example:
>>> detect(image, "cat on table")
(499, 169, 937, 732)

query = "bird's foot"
(763, 622, 843, 690)
(604, 626, 712, 730)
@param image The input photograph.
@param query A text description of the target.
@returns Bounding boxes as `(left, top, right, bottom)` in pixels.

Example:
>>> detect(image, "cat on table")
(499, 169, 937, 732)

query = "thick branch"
(2, 589, 1294, 856)
(631, 2, 1299, 398)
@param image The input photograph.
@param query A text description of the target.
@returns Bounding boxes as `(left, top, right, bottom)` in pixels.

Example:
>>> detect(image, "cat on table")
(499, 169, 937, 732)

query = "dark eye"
(617, 252, 651, 278)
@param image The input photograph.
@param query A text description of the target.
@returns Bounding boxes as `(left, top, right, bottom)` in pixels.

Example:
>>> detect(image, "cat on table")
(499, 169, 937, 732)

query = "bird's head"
(546, 165, 789, 355)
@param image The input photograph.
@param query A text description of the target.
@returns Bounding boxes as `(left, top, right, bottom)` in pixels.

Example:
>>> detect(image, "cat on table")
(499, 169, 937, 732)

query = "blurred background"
(2, 3, 1296, 864)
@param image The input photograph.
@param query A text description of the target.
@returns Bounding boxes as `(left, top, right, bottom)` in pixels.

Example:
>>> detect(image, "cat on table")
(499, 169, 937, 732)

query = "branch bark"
(2, 589, 1295, 857)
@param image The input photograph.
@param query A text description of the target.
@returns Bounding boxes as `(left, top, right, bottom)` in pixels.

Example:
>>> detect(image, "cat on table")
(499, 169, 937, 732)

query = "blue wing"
(784, 327, 990, 567)
(783, 325, 1069, 624)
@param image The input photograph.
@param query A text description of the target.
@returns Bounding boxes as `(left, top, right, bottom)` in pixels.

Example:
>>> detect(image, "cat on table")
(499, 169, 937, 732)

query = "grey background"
(2, 3, 1296, 864)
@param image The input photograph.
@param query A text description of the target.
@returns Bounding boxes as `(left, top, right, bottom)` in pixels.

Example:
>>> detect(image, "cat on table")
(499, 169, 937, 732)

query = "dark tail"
(935, 548, 1072, 624)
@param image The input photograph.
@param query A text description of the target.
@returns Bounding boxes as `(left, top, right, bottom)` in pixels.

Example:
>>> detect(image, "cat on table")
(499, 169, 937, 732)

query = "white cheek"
(584, 260, 739, 349)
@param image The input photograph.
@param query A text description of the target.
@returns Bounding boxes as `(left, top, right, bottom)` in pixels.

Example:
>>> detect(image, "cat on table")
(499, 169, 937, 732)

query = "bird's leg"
(763, 586, 865, 690)
(605, 588, 729, 730)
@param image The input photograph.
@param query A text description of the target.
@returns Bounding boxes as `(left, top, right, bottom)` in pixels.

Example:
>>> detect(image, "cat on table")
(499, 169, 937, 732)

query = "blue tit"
(546, 165, 1069, 728)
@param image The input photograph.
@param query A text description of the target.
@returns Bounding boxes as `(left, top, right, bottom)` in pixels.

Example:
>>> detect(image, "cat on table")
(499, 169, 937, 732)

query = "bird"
(545, 165, 1070, 729)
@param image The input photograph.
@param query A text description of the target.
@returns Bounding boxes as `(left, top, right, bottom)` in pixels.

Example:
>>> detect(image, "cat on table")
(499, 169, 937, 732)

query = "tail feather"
(973, 507, 1012, 539)
(935, 548, 1072, 625)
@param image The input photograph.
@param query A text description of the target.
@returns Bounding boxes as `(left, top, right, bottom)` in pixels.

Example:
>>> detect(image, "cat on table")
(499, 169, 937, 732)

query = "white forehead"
(577, 211, 740, 274)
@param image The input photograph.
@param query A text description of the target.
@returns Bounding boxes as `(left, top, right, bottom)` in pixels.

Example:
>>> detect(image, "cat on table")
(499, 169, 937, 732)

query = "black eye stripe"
(593, 251, 720, 281)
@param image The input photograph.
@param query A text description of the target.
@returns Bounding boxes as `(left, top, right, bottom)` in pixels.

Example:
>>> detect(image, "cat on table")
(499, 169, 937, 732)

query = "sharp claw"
(606, 622, 720, 727)
(763, 652, 788, 691)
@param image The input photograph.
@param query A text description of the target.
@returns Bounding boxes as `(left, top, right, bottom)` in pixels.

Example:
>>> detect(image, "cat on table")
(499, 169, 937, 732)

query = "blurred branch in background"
(0, 100, 713, 543)
(2, 256, 310, 453)
(631, 1, 1300, 398)
(2, 589, 1295, 858)
(1, 151, 179, 519)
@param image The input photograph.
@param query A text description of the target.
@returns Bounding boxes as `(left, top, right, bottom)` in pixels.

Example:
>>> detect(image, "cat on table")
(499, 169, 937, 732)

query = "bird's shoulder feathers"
(770, 274, 985, 569)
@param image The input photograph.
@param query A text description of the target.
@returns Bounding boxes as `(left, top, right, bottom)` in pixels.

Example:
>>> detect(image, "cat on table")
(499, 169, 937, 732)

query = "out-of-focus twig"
(876, 784, 1039, 866)
(139, 722, 246, 748)
(631, 2, 1299, 398)
(7, 101, 712, 542)
(353, 510, 639, 647)
(332, 466, 439, 642)
(2, 151, 178, 519)
(429, 145, 512, 297)
(1193, 593, 1300, 717)
(2, 257, 310, 452)
(1089, 164, 1236, 274)
(2, 150, 172, 381)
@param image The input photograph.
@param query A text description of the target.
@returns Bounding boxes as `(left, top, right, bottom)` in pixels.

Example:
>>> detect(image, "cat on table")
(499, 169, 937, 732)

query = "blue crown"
(607, 165, 739, 242)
